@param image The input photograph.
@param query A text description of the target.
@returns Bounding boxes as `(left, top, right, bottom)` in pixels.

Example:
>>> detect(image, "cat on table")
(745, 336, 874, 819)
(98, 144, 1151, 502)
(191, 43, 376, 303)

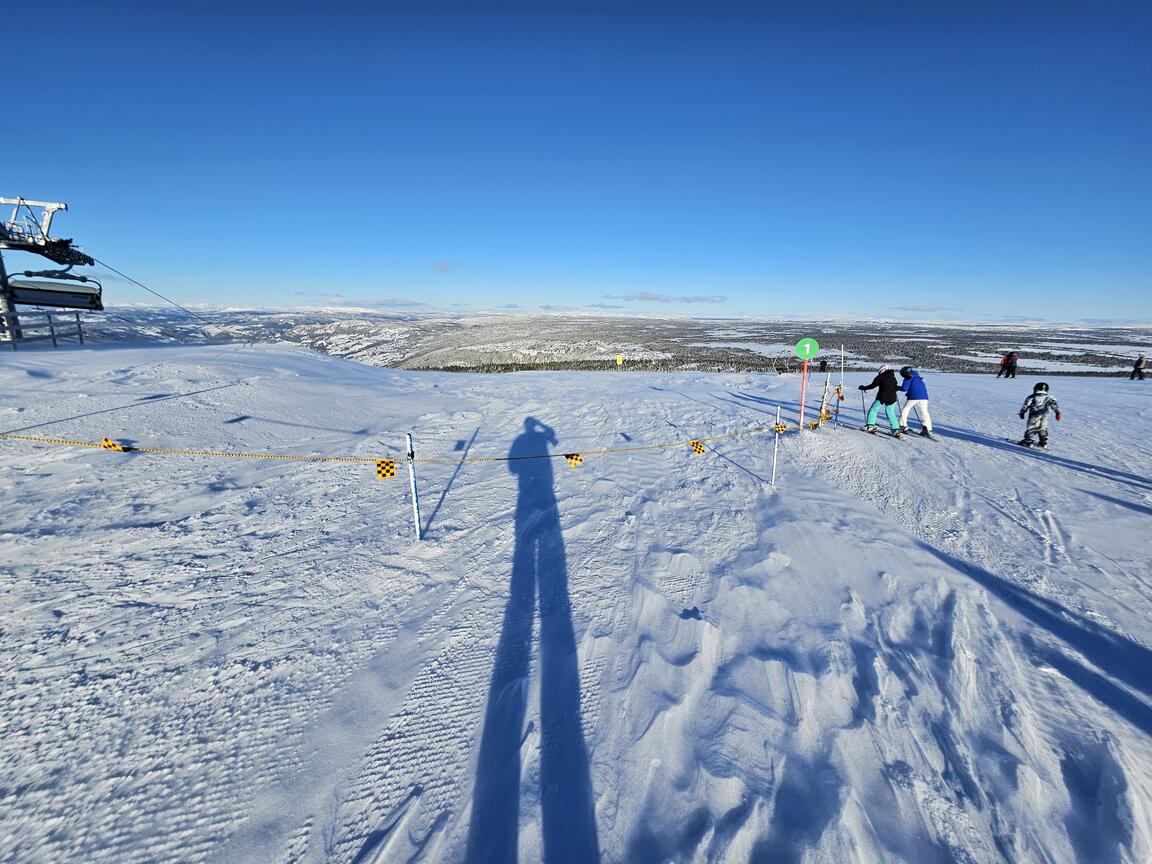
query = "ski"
(857, 426, 903, 439)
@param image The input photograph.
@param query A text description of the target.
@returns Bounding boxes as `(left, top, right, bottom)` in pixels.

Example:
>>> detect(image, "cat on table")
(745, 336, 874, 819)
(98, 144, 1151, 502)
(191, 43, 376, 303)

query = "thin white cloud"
(321, 294, 430, 308)
(604, 292, 726, 304)
(886, 304, 963, 313)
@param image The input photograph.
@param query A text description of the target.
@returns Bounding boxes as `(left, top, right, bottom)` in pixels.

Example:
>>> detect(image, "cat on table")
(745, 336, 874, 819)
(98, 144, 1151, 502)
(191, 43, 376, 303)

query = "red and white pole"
(798, 359, 809, 431)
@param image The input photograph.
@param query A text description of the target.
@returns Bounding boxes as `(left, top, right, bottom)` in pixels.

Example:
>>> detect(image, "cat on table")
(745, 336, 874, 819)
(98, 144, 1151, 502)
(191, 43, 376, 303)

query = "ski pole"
(860, 389, 866, 424)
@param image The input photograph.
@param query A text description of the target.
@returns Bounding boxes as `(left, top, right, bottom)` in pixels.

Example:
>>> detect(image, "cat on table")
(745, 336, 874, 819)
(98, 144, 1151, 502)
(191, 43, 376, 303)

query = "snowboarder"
(859, 365, 902, 436)
(1018, 382, 1061, 448)
(897, 366, 933, 437)
(1131, 352, 1146, 381)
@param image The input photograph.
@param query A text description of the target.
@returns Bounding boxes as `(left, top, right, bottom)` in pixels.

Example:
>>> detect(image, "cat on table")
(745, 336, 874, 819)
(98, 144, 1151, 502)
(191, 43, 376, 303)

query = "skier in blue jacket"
(897, 366, 933, 438)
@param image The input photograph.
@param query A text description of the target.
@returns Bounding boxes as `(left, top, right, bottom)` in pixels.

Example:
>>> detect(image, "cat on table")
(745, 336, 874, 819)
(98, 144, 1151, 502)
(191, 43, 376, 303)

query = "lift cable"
(91, 257, 224, 332)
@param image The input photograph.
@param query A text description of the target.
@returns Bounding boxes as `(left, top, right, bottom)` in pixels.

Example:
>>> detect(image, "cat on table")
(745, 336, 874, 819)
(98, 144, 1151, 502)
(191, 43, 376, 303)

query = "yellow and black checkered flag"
(564, 453, 583, 469)
(690, 440, 705, 455)
(376, 459, 396, 479)
(102, 437, 129, 452)
(773, 423, 788, 434)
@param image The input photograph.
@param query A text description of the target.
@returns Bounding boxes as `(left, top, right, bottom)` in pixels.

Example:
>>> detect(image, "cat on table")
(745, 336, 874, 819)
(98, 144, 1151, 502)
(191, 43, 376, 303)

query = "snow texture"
(1, 344, 1150, 863)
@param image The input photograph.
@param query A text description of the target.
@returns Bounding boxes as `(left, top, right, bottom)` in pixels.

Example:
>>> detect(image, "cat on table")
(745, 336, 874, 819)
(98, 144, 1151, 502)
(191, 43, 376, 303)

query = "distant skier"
(897, 366, 933, 438)
(997, 352, 1019, 379)
(859, 365, 902, 436)
(1132, 352, 1146, 381)
(1018, 382, 1061, 448)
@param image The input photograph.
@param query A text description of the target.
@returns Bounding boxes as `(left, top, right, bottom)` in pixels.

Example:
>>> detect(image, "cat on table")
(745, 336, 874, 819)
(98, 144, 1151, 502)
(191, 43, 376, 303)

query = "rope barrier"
(0, 420, 809, 470)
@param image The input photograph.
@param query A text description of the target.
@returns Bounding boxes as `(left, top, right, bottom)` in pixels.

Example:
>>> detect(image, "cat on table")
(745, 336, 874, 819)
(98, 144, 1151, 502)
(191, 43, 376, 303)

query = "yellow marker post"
(616, 354, 623, 367)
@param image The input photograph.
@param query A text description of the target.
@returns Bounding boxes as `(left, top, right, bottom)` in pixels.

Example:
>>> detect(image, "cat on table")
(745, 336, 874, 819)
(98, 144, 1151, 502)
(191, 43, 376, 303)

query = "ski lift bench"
(8, 278, 102, 310)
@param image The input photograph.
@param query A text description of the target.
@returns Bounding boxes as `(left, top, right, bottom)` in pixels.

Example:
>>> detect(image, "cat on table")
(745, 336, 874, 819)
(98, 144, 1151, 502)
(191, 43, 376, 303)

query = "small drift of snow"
(1, 344, 1151, 863)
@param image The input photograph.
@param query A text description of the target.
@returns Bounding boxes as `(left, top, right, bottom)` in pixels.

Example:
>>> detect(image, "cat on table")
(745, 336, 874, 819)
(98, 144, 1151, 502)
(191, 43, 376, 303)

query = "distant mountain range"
(72, 307, 1151, 376)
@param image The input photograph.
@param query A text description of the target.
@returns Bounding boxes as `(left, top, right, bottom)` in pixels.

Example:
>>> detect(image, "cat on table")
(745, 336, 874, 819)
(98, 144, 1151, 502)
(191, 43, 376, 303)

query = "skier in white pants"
(897, 366, 934, 438)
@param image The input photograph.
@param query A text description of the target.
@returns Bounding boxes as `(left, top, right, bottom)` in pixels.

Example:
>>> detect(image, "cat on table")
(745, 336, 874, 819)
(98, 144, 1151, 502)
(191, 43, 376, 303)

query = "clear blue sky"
(7, 1, 1151, 322)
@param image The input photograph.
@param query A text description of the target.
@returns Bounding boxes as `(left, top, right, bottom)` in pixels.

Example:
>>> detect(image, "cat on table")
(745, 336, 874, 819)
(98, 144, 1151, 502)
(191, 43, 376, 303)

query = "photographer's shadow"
(467, 417, 600, 863)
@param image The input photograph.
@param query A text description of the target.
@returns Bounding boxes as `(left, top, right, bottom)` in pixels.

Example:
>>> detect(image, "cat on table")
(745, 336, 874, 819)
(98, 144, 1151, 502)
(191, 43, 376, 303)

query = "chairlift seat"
(8, 279, 103, 311)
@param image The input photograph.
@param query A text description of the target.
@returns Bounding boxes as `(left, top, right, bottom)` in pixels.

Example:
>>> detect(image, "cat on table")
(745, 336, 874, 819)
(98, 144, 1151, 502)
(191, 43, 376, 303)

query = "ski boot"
(899, 426, 911, 435)
(1038, 437, 1049, 450)
(862, 425, 877, 434)
(920, 428, 933, 439)
(891, 429, 903, 438)
(1017, 438, 1033, 447)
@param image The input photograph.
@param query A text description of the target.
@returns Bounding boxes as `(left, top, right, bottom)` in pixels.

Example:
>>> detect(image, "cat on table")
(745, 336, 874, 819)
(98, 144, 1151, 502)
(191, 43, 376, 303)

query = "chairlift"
(8, 267, 103, 311)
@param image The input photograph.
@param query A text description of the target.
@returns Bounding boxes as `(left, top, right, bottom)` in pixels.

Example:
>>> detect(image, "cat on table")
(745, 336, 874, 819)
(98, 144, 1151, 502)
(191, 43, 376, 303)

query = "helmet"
(1034, 382, 1048, 393)
(899, 366, 913, 378)
(878, 365, 891, 373)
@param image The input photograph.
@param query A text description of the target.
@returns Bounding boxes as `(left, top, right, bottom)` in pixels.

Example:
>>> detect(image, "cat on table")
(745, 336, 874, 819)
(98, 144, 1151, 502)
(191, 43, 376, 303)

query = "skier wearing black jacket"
(858, 366, 902, 436)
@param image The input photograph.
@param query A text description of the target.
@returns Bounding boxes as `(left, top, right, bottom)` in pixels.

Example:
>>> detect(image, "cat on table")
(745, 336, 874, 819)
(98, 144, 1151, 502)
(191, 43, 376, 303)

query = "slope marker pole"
(771, 405, 781, 486)
(406, 432, 423, 541)
(798, 359, 809, 430)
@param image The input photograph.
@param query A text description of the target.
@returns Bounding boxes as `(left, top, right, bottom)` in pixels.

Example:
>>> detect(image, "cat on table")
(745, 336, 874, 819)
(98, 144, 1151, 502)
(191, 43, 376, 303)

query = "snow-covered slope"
(1, 344, 1149, 863)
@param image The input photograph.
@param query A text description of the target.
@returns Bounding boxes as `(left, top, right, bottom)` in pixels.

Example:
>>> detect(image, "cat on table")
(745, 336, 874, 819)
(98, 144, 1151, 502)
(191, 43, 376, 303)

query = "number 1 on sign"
(794, 337, 820, 360)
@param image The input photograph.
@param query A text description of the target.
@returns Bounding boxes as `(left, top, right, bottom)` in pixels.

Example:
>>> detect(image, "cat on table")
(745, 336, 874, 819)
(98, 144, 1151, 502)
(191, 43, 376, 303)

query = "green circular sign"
(794, 337, 820, 360)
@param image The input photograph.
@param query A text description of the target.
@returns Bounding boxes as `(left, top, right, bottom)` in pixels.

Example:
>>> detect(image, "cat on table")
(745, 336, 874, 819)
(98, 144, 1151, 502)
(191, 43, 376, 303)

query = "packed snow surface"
(1, 344, 1150, 863)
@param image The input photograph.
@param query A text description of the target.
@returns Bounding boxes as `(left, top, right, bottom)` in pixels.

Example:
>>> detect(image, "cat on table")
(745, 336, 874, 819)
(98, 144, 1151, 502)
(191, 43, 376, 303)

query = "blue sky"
(7, 1, 1151, 322)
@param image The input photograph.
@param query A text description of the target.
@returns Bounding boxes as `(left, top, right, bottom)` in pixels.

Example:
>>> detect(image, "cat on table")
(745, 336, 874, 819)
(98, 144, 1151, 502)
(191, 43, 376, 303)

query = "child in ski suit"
(897, 367, 933, 437)
(859, 366, 902, 435)
(1018, 382, 1061, 448)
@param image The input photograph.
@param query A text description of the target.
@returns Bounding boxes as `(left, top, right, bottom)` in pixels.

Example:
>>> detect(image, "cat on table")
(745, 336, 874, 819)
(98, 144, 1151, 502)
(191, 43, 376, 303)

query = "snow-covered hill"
(81, 307, 1152, 376)
(1, 344, 1150, 863)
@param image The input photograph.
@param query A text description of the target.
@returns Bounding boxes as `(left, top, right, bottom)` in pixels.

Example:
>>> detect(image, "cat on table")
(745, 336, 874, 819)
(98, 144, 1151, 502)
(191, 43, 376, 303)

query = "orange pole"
(798, 359, 809, 430)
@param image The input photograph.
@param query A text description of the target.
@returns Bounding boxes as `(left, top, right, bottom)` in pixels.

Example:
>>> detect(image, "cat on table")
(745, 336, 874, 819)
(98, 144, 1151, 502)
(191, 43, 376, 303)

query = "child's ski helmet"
(879, 365, 890, 373)
(899, 366, 913, 378)
(1034, 382, 1049, 392)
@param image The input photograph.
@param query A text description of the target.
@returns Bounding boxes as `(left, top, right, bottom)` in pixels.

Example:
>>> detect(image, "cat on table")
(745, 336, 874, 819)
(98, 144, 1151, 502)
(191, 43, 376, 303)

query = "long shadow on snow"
(467, 417, 600, 864)
(1080, 488, 1152, 519)
(423, 428, 479, 537)
(934, 425, 1152, 493)
(1, 382, 240, 435)
(221, 413, 373, 437)
(648, 386, 806, 436)
(915, 540, 1152, 735)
